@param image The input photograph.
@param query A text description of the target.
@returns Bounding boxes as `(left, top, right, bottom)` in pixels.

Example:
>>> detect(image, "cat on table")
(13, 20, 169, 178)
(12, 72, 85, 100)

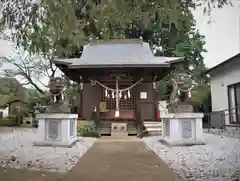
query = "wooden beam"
(57, 66, 174, 83)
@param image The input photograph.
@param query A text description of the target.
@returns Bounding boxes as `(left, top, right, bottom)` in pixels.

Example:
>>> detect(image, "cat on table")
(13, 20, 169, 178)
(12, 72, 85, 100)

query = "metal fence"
(204, 107, 240, 132)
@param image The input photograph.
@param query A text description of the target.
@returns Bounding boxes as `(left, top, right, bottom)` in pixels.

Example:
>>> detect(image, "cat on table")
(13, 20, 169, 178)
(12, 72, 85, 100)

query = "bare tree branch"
(37, 78, 48, 88)
(39, 58, 51, 77)
(1, 49, 60, 94)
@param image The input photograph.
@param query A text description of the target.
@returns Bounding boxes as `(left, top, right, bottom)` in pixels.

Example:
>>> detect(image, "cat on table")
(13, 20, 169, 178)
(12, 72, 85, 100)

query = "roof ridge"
(89, 39, 143, 45)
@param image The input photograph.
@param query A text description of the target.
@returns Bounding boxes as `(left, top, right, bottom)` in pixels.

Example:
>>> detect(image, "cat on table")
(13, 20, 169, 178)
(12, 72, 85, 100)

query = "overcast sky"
(0, 3, 239, 70)
(193, 1, 240, 68)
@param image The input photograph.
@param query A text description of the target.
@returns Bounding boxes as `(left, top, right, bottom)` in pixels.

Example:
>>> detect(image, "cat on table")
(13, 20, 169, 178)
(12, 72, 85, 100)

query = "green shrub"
(137, 131, 149, 138)
(77, 124, 100, 138)
(79, 130, 100, 137)
(32, 118, 38, 128)
(0, 115, 19, 127)
(232, 169, 240, 180)
(78, 126, 96, 133)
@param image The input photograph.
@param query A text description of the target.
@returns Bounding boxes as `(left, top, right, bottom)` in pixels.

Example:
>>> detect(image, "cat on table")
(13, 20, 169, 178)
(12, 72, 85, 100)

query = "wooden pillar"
(78, 76, 83, 118)
(153, 76, 158, 121)
(115, 75, 120, 117)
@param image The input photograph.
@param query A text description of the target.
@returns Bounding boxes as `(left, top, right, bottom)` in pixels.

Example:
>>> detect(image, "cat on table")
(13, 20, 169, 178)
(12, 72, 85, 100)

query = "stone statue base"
(175, 102, 193, 113)
(34, 113, 78, 147)
(46, 102, 70, 113)
(168, 102, 193, 113)
(160, 113, 205, 146)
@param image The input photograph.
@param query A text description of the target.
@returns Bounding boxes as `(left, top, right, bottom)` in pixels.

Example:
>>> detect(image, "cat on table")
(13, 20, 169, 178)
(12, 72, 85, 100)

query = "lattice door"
(101, 83, 136, 110)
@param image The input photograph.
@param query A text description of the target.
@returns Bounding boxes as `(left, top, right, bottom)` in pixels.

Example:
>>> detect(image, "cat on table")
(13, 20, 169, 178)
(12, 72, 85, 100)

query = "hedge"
(0, 115, 20, 127)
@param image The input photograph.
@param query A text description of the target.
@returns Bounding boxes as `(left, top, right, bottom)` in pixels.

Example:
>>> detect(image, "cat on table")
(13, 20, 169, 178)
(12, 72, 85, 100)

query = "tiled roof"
(54, 39, 182, 68)
(206, 53, 240, 73)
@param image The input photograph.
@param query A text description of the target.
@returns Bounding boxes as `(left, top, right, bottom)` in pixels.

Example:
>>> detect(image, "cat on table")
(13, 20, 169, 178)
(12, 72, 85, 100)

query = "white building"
(0, 107, 9, 118)
(208, 53, 240, 127)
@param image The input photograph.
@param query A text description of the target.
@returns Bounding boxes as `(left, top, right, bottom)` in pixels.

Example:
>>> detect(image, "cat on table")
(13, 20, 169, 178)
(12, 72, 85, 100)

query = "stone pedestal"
(161, 113, 205, 146)
(34, 113, 78, 147)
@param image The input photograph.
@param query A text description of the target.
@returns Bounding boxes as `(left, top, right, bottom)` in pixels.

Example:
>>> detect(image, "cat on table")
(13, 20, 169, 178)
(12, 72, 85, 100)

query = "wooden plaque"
(100, 101, 107, 112)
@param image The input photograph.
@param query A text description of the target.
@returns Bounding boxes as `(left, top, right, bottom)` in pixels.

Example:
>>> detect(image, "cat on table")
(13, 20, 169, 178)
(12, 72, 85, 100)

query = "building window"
(227, 82, 240, 124)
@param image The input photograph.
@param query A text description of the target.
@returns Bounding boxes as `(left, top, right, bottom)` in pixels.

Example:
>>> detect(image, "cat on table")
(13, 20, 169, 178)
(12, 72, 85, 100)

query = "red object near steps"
(156, 111, 160, 120)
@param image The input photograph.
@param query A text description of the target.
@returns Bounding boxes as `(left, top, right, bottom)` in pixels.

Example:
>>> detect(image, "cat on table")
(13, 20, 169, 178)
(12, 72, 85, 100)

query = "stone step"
(145, 127, 162, 132)
(99, 127, 111, 133)
(143, 122, 162, 127)
(143, 121, 162, 135)
(148, 131, 162, 136)
(144, 124, 162, 128)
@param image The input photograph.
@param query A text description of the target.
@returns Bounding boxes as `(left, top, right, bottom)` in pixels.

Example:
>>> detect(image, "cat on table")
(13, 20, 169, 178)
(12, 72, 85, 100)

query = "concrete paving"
(61, 139, 182, 181)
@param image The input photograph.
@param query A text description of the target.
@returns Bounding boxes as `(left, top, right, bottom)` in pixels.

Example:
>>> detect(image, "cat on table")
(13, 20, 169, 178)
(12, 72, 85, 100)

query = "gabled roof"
(54, 39, 182, 68)
(206, 53, 240, 74)
(5, 95, 27, 106)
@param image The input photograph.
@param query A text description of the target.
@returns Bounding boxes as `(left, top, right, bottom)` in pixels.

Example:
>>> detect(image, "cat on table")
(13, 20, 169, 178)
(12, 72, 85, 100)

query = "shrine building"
(54, 39, 181, 136)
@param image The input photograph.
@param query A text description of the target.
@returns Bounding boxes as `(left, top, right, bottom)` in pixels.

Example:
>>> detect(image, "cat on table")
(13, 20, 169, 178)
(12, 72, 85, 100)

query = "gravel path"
(204, 128, 240, 139)
(0, 128, 96, 173)
(143, 133, 240, 181)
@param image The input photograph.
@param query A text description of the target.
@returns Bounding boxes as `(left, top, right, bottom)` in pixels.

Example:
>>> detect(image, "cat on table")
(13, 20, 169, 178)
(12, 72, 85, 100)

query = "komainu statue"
(168, 73, 194, 113)
(47, 77, 70, 113)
